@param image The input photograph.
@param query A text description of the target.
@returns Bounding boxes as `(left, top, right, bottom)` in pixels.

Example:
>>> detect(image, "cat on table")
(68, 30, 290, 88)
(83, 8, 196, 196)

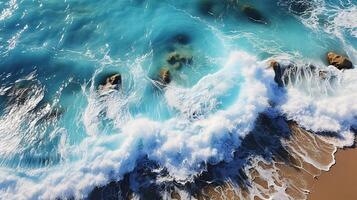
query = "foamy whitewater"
(0, 0, 356, 199)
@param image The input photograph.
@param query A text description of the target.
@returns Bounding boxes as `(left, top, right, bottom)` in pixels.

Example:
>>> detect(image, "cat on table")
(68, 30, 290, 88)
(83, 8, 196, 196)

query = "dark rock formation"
(171, 33, 191, 45)
(269, 60, 337, 87)
(198, 0, 226, 17)
(269, 60, 285, 87)
(166, 52, 193, 69)
(289, 0, 312, 15)
(327, 52, 353, 70)
(242, 5, 268, 24)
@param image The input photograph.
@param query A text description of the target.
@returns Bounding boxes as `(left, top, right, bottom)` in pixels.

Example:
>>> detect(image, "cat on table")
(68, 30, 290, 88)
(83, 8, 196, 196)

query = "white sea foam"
(0, 54, 356, 200)
(331, 6, 357, 37)
(273, 0, 357, 147)
(0, 51, 274, 199)
(275, 61, 357, 147)
(0, 0, 18, 21)
(1, 49, 355, 199)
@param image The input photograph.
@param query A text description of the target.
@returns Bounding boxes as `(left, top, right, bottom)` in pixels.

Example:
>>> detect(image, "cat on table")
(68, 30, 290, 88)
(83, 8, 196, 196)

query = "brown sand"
(309, 147, 357, 200)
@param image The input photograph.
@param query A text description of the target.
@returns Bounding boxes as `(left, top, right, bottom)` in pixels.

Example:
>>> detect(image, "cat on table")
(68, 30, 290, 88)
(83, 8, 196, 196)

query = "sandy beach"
(309, 147, 357, 200)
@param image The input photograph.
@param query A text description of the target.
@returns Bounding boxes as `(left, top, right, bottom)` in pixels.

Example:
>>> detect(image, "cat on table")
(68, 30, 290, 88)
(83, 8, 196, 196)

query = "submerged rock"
(198, 0, 226, 17)
(166, 52, 193, 69)
(289, 0, 312, 15)
(99, 73, 122, 90)
(171, 33, 191, 45)
(159, 68, 171, 85)
(242, 5, 268, 24)
(327, 52, 353, 70)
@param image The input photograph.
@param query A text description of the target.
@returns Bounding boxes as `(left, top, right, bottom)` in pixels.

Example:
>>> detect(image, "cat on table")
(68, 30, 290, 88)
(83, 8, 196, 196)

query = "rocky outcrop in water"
(327, 52, 353, 70)
(99, 73, 122, 91)
(167, 33, 194, 70)
(198, 0, 269, 25)
(269, 60, 332, 86)
(159, 68, 171, 85)
(152, 33, 194, 87)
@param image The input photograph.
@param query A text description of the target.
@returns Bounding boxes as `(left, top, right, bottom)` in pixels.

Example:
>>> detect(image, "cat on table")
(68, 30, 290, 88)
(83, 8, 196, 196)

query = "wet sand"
(309, 147, 357, 200)
(195, 124, 357, 200)
(192, 122, 339, 200)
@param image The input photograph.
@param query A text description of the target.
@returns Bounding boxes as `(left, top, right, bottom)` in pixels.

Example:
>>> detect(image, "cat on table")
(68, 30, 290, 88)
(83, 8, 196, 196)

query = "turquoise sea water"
(0, 0, 356, 199)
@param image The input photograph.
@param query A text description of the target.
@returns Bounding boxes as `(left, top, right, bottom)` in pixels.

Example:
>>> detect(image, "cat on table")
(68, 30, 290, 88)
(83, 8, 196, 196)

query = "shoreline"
(89, 119, 347, 200)
(309, 146, 357, 200)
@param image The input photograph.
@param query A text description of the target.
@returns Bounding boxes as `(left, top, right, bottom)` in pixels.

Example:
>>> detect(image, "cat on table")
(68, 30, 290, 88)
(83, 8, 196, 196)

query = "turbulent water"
(0, 0, 356, 199)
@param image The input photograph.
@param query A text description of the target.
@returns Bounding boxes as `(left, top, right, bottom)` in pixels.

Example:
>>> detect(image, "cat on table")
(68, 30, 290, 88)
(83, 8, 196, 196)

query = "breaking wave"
(0, 0, 356, 199)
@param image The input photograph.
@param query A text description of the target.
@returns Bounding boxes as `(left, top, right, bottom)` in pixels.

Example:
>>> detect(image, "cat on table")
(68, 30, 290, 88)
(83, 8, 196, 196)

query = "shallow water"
(0, 0, 356, 199)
